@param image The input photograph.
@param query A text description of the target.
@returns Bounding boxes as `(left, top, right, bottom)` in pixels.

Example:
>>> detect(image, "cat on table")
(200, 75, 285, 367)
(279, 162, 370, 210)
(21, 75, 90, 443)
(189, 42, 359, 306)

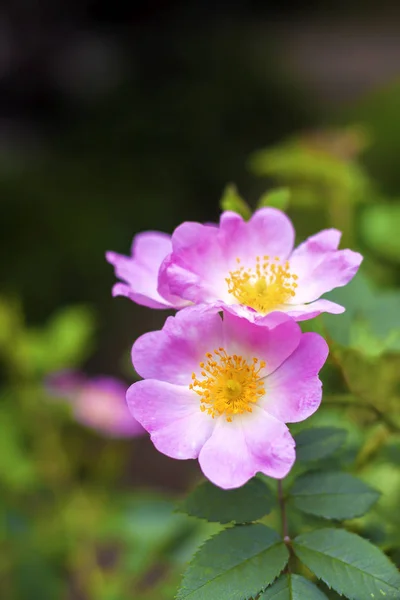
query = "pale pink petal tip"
(106, 231, 189, 309)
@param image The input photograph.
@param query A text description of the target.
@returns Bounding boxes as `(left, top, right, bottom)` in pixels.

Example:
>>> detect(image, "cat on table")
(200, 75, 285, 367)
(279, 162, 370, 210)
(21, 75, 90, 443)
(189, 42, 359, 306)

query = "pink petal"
(111, 282, 172, 309)
(106, 231, 188, 309)
(222, 311, 302, 376)
(220, 303, 260, 322)
(291, 229, 342, 257)
(198, 408, 295, 489)
(243, 408, 296, 478)
(131, 305, 224, 384)
(158, 254, 224, 305)
(127, 380, 214, 459)
(160, 222, 229, 303)
(289, 235, 363, 304)
(284, 299, 345, 321)
(263, 333, 329, 423)
(131, 231, 172, 266)
(227, 207, 295, 262)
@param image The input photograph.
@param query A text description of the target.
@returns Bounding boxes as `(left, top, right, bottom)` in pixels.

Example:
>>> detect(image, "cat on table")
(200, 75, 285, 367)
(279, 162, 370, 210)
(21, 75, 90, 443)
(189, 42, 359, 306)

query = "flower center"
(226, 256, 298, 314)
(190, 348, 266, 422)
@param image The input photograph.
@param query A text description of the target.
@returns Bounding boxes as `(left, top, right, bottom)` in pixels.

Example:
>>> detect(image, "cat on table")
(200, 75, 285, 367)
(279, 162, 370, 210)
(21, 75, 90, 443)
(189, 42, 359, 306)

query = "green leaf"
(220, 184, 252, 220)
(180, 478, 275, 524)
(294, 428, 347, 462)
(260, 574, 328, 599)
(293, 528, 400, 599)
(177, 524, 289, 600)
(289, 472, 380, 520)
(257, 188, 290, 211)
(15, 551, 63, 600)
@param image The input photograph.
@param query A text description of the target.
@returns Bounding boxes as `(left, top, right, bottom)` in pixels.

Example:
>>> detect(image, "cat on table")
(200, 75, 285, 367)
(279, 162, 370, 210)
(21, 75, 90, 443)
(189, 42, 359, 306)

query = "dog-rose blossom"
(158, 208, 363, 321)
(127, 306, 328, 489)
(47, 371, 145, 438)
(106, 231, 190, 309)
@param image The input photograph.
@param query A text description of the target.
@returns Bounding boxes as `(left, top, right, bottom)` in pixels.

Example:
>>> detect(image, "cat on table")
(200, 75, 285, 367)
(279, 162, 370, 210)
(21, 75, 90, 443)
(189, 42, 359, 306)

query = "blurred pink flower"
(46, 371, 145, 438)
(127, 306, 328, 489)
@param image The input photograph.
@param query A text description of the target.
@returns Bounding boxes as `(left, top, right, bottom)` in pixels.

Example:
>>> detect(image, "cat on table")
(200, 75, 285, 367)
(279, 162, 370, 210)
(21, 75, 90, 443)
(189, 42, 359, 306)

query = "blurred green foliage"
(0, 300, 220, 599)
(245, 120, 400, 594)
(3, 68, 400, 597)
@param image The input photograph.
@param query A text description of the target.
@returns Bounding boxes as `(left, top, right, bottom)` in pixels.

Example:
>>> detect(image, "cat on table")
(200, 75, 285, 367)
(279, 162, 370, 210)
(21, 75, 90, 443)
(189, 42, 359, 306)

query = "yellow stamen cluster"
(226, 256, 298, 314)
(189, 348, 266, 422)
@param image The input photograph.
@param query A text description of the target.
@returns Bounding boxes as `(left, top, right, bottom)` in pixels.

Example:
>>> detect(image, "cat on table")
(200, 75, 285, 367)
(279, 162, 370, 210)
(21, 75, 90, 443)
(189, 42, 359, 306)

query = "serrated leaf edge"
(179, 478, 275, 524)
(261, 573, 329, 600)
(289, 472, 380, 520)
(176, 525, 289, 600)
(293, 530, 400, 598)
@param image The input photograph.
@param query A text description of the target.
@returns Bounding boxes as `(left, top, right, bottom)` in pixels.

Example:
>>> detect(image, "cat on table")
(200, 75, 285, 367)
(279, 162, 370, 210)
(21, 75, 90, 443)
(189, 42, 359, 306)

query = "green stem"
(278, 480, 289, 541)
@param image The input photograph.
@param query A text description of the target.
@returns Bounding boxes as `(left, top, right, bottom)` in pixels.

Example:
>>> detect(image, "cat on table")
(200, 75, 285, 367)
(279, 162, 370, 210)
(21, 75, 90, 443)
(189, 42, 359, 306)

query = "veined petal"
(262, 333, 329, 423)
(127, 380, 214, 459)
(106, 231, 188, 309)
(198, 409, 295, 489)
(111, 281, 173, 309)
(284, 298, 344, 321)
(158, 254, 223, 304)
(161, 222, 230, 303)
(222, 310, 302, 376)
(229, 207, 295, 262)
(243, 408, 296, 479)
(289, 243, 363, 305)
(131, 231, 173, 266)
(291, 229, 342, 256)
(132, 305, 224, 384)
(217, 208, 295, 264)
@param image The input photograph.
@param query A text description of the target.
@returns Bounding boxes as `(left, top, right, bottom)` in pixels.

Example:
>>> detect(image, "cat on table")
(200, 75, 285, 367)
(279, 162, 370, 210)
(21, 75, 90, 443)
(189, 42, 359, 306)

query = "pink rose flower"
(106, 231, 190, 309)
(158, 208, 363, 321)
(127, 306, 329, 489)
(47, 371, 144, 438)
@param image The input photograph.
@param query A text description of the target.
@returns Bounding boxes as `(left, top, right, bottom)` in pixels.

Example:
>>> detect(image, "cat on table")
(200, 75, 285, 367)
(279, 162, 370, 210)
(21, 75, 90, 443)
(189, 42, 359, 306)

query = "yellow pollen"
(225, 255, 298, 314)
(189, 348, 266, 422)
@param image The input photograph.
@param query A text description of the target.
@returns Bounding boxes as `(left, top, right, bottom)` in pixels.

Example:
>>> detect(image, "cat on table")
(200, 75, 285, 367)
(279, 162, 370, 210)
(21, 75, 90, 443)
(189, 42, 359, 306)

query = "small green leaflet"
(260, 574, 328, 599)
(293, 528, 400, 599)
(180, 478, 275, 523)
(176, 524, 289, 600)
(220, 184, 251, 220)
(294, 427, 347, 462)
(289, 471, 380, 520)
(257, 188, 290, 211)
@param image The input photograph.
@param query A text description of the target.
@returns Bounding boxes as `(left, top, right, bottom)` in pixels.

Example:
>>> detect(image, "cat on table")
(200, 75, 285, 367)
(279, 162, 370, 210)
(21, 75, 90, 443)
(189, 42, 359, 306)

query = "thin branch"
(277, 480, 289, 542)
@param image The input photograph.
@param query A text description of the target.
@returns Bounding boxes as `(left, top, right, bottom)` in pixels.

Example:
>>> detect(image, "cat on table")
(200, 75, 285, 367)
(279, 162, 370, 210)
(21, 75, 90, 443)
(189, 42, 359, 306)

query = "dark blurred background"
(2, 0, 400, 366)
(2, 2, 400, 598)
